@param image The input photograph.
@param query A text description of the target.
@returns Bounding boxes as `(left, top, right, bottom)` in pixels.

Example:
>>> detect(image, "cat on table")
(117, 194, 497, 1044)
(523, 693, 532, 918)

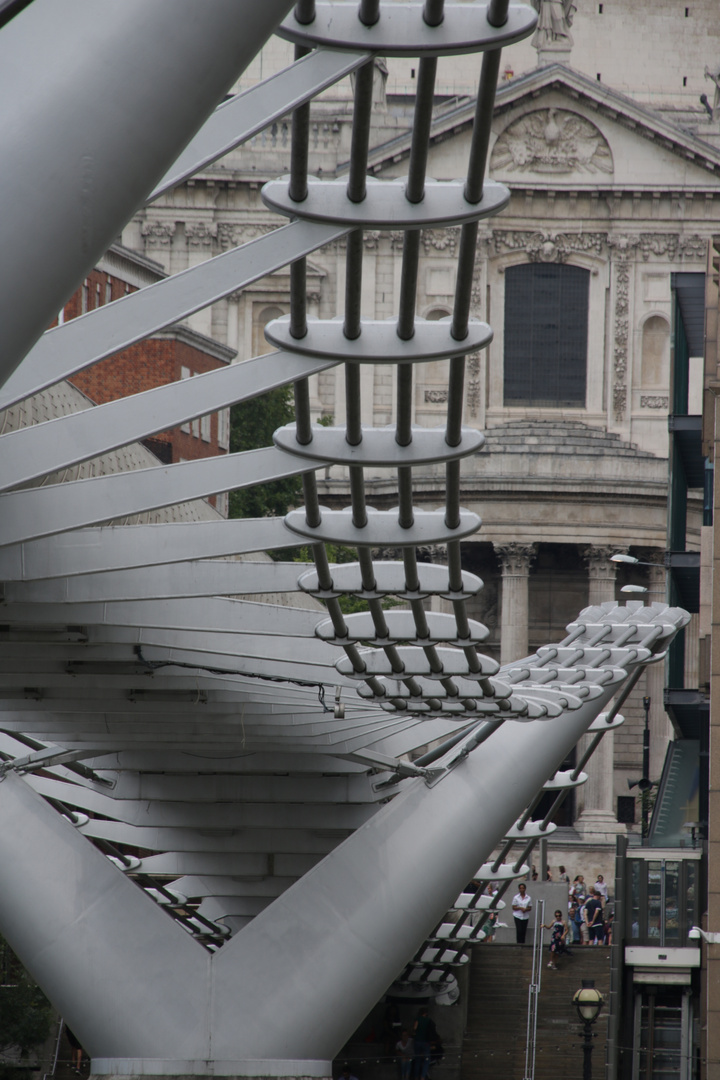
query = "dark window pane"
(630, 860, 641, 940)
(618, 795, 636, 824)
(504, 263, 589, 406)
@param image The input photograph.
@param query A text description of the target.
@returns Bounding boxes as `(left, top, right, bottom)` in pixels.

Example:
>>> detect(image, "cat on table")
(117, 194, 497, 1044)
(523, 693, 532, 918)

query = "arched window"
(641, 315, 670, 387)
(425, 306, 450, 321)
(253, 304, 285, 358)
(503, 263, 589, 407)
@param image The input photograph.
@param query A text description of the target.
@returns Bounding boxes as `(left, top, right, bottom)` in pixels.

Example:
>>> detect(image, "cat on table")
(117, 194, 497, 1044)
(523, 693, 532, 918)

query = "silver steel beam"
(3, 561, 313, 604)
(0, 519, 299, 581)
(149, 49, 369, 201)
(0, 597, 324, 638)
(0, 447, 325, 548)
(0, 222, 345, 412)
(0, 0, 296, 388)
(0, 351, 337, 491)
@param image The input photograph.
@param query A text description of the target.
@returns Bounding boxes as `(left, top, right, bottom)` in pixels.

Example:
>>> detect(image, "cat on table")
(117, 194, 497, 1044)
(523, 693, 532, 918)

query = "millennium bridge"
(0, 2, 688, 1077)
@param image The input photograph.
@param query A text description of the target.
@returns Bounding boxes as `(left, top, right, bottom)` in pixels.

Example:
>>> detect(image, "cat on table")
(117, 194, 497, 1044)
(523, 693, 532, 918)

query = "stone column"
(586, 545, 618, 608)
(574, 546, 626, 842)
(496, 543, 535, 665)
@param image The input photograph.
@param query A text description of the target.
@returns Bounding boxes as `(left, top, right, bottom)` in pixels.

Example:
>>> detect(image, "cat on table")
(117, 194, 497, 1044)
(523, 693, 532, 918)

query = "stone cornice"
(151, 324, 236, 364)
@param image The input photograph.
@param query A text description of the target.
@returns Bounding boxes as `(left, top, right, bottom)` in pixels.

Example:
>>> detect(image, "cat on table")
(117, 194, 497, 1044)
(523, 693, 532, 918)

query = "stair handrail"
(523, 898, 545, 1080)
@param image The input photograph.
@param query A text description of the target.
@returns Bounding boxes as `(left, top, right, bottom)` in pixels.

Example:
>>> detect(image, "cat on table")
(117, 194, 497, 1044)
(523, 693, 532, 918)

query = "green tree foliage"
(0, 937, 53, 1071)
(228, 386, 302, 519)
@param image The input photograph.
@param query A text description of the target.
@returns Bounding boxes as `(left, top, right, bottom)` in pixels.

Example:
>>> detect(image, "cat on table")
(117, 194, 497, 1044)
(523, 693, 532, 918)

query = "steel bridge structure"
(0, 2, 689, 1078)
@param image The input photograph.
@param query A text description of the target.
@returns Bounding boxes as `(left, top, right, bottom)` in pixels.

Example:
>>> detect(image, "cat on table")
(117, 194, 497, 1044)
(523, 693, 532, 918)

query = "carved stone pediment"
(491, 107, 613, 176)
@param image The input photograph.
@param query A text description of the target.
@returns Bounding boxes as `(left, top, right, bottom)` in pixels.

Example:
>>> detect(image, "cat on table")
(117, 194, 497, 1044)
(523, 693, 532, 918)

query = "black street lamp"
(573, 981, 604, 1080)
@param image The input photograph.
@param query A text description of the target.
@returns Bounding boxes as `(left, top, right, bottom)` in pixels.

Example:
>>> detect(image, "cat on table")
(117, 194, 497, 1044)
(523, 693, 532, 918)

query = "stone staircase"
(460, 944, 611, 1080)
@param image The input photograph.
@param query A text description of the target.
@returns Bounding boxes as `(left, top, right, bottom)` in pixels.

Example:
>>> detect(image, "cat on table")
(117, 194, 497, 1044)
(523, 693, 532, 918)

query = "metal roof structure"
(0, 2, 690, 1077)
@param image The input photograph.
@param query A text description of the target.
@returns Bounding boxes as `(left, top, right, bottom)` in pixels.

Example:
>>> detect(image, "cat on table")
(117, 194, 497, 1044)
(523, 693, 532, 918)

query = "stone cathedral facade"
(123, 0, 720, 869)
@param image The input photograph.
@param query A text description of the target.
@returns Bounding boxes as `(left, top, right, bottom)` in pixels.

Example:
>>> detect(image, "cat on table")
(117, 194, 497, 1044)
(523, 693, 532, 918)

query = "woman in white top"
(512, 881, 532, 943)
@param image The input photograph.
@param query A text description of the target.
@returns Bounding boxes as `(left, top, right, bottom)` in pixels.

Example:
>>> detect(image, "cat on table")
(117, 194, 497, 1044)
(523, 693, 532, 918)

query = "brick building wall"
(56, 246, 235, 513)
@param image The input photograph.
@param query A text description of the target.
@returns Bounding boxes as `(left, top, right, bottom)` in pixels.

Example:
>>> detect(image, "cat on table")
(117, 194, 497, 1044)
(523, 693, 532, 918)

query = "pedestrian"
(593, 874, 609, 905)
(542, 909, 570, 969)
(396, 1030, 414, 1080)
(570, 874, 587, 905)
(584, 889, 604, 944)
(558, 864, 570, 884)
(512, 881, 532, 944)
(412, 1007, 433, 1080)
(568, 901, 583, 945)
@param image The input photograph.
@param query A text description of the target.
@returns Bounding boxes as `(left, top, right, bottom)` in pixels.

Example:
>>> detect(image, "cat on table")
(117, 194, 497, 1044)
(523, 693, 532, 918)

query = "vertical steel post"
(641, 695, 651, 841)
(523, 898, 544, 1080)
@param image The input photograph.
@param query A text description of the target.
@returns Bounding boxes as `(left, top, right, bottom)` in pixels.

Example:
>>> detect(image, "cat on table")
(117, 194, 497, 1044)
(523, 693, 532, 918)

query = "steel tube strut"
(9, 1, 696, 1076)
(0, 0, 296, 389)
(0, 631, 658, 1066)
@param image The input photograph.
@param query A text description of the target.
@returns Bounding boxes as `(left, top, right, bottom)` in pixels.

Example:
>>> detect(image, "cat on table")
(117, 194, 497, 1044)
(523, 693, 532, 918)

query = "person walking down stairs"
(542, 910, 571, 970)
(512, 882, 532, 943)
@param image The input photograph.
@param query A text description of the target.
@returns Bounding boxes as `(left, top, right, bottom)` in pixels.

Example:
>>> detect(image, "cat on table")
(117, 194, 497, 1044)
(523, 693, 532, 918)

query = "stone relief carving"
(608, 235, 639, 423)
(640, 395, 669, 409)
(491, 108, 613, 175)
(424, 389, 449, 403)
(466, 353, 482, 414)
(421, 229, 458, 255)
(185, 222, 217, 247)
(639, 233, 708, 262)
(217, 222, 278, 249)
(492, 229, 607, 263)
(468, 236, 489, 310)
(141, 220, 176, 246)
(613, 384, 628, 420)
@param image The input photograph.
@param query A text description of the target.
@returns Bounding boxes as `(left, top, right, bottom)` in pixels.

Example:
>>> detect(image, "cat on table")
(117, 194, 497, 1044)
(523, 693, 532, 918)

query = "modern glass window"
(503, 262, 589, 407)
(627, 856, 698, 946)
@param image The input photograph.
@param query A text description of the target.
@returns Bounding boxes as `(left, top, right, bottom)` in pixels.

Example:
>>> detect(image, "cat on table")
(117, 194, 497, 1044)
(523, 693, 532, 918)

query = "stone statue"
(704, 63, 720, 120)
(532, 0, 577, 50)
